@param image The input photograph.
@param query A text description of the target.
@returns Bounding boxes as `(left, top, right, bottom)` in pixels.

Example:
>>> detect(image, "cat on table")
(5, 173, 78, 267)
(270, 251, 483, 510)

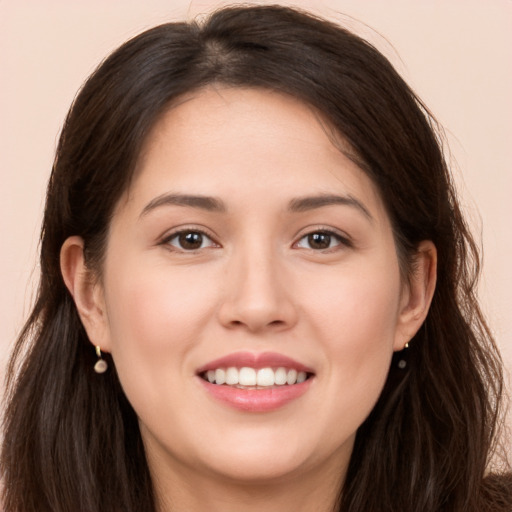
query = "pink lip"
(198, 377, 313, 412)
(196, 351, 314, 374)
(196, 351, 315, 413)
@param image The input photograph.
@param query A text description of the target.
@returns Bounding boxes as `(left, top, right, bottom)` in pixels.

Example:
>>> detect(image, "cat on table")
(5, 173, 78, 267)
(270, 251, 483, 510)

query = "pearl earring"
(94, 346, 108, 373)
(397, 342, 409, 369)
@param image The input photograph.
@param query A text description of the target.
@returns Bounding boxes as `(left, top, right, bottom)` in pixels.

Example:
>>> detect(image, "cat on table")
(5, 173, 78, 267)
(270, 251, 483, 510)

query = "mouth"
(196, 352, 315, 412)
(199, 366, 313, 389)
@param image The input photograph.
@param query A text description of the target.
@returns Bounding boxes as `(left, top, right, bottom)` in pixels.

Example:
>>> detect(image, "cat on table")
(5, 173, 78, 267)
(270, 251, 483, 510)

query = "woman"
(1, 5, 510, 511)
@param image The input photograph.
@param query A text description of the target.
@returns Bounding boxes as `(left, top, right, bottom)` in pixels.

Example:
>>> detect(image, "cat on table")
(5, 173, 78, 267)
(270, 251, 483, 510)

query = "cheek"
(309, 261, 402, 347)
(100, 261, 223, 432)
(304, 262, 401, 424)
(102, 261, 218, 365)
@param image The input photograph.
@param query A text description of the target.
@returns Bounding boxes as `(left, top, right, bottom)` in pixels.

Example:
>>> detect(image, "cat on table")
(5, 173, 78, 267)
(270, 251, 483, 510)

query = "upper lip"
(196, 351, 314, 374)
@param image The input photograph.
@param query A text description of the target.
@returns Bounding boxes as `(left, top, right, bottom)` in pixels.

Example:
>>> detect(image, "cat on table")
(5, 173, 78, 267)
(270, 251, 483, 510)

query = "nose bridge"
(239, 240, 279, 302)
(219, 234, 296, 332)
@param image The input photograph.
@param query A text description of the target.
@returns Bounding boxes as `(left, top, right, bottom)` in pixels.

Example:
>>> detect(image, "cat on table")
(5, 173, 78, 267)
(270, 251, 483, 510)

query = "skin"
(61, 87, 436, 512)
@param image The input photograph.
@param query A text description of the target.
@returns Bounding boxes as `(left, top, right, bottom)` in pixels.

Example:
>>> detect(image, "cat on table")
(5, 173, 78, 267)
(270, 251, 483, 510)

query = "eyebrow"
(140, 193, 226, 217)
(288, 194, 373, 221)
(140, 192, 372, 221)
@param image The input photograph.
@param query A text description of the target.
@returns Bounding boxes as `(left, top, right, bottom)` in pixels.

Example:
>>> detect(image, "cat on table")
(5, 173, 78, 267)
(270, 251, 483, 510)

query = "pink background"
(1, 1, 511, 438)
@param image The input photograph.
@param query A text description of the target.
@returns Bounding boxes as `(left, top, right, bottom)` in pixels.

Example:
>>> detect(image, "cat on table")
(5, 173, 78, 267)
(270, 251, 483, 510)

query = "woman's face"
(87, 87, 420, 486)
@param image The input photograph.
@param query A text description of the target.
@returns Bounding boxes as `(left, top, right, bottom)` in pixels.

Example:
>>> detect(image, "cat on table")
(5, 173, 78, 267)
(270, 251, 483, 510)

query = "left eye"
(165, 231, 216, 251)
(295, 231, 345, 250)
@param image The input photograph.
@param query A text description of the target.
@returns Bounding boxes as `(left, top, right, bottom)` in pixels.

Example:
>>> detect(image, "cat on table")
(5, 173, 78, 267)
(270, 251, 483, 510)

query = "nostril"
(230, 319, 285, 329)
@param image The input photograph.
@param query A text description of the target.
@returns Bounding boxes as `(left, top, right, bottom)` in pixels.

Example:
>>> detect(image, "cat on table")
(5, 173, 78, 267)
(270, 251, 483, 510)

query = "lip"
(196, 351, 315, 412)
(196, 351, 314, 374)
(198, 377, 313, 412)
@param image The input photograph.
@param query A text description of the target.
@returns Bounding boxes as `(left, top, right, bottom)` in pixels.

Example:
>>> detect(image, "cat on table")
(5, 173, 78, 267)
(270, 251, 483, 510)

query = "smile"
(200, 367, 309, 387)
(196, 352, 315, 412)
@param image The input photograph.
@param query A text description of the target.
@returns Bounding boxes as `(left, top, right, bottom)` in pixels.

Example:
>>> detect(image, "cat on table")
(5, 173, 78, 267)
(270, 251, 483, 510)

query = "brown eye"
(166, 230, 216, 251)
(307, 233, 331, 249)
(179, 232, 203, 250)
(296, 231, 348, 251)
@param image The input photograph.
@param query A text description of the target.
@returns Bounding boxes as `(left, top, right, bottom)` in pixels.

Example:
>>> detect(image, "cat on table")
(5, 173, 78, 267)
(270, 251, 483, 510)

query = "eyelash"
(161, 228, 219, 252)
(160, 227, 352, 253)
(294, 228, 352, 252)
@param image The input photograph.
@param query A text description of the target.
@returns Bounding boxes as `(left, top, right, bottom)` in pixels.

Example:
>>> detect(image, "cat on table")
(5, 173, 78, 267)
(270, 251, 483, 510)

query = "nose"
(217, 244, 298, 333)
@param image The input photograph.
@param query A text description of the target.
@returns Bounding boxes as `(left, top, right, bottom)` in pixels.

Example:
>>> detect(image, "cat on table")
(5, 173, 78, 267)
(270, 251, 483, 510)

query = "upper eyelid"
(293, 225, 352, 242)
(292, 228, 354, 252)
(158, 224, 352, 247)
(160, 226, 220, 246)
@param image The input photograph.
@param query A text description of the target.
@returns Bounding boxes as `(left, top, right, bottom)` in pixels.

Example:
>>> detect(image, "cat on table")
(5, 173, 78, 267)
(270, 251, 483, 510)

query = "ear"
(394, 240, 437, 351)
(60, 236, 111, 352)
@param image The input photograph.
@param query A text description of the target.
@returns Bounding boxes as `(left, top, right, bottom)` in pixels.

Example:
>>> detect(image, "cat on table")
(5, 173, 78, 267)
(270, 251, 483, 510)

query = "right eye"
(294, 229, 351, 252)
(163, 230, 218, 251)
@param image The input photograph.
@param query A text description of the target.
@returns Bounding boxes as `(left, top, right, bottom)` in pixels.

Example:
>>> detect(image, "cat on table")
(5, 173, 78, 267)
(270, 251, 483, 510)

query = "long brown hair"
(2, 5, 510, 511)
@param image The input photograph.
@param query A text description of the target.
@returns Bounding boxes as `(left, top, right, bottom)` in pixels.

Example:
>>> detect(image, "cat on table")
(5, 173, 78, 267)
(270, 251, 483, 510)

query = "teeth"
(256, 368, 275, 386)
(215, 368, 226, 385)
(274, 367, 287, 385)
(203, 366, 310, 387)
(286, 369, 297, 385)
(239, 367, 257, 386)
(226, 367, 238, 385)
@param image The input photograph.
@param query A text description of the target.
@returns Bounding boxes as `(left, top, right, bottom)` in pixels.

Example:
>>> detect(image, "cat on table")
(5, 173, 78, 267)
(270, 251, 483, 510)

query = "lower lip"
(198, 377, 313, 412)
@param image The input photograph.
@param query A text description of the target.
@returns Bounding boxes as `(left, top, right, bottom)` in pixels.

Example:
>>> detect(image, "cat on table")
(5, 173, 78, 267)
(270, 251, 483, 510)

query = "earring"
(94, 346, 108, 373)
(397, 342, 409, 369)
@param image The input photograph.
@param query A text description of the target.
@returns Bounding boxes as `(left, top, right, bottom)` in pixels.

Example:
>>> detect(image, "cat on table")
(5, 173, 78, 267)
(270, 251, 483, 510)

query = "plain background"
(1, 0, 511, 439)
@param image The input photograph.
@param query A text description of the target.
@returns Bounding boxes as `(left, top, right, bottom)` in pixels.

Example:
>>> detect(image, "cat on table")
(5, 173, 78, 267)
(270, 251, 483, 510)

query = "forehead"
(123, 86, 387, 221)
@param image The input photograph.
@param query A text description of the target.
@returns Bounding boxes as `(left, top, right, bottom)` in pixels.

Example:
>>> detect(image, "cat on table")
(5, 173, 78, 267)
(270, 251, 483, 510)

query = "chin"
(196, 427, 336, 484)
(203, 450, 310, 484)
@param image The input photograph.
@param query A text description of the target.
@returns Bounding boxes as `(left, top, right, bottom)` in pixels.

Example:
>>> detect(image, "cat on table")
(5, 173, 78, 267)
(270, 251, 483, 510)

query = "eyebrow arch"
(288, 194, 373, 221)
(140, 193, 226, 217)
